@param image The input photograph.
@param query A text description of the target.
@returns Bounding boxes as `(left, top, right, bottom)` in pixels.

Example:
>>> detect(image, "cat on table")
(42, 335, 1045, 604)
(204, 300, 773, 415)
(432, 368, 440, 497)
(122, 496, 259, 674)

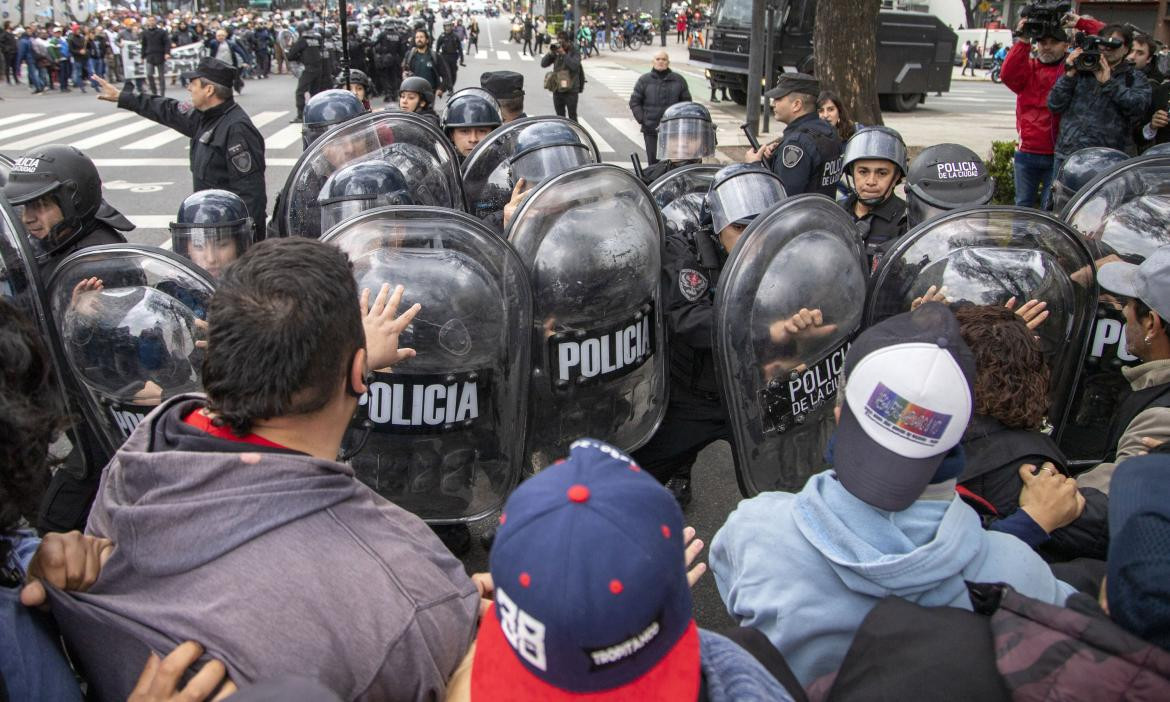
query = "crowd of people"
(3, 4, 1170, 702)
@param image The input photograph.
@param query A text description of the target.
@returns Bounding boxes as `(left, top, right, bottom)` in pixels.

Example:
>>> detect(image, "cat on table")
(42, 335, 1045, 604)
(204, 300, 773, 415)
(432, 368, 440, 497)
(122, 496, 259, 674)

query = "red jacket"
(1001, 18, 1105, 154)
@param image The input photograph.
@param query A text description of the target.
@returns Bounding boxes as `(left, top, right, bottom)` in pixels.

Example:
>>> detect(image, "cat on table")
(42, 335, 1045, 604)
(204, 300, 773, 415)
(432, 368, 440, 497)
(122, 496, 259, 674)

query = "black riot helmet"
(317, 161, 414, 232)
(1143, 142, 1170, 157)
(442, 89, 503, 134)
(4, 144, 103, 257)
(303, 89, 367, 148)
(842, 126, 908, 207)
(399, 76, 435, 110)
(905, 143, 995, 227)
(335, 68, 372, 91)
(656, 102, 717, 161)
(1051, 146, 1129, 214)
(706, 163, 787, 237)
(169, 189, 253, 279)
(508, 120, 593, 187)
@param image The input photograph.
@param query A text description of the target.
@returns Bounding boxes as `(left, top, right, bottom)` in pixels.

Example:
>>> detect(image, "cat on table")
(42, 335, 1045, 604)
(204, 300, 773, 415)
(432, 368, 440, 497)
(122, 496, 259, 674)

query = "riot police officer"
(638, 101, 717, 184)
(747, 73, 844, 197)
(442, 89, 503, 159)
(317, 160, 414, 233)
(4, 145, 132, 279)
(373, 19, 407, 102)
(905, 143, 995, 228)
(399, 76, 440, 126)
(436, 20, 464, 89)
(840, 126, 909, 264)
(335, 68, 373, 110)
(302, 89, 367, 149)
(1050, 146, 1128, 214)
(489, 119, 596, 232)
(631, 164, 787, 506)
(170, 189, 253, 279)
(288, 21, 327, 123)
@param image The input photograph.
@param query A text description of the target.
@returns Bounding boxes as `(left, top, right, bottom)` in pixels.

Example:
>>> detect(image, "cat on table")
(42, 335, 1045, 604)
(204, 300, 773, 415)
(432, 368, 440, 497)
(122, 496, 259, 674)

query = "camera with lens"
(1072, 33, 1124, 72)
(1019, 0, 1072, 40)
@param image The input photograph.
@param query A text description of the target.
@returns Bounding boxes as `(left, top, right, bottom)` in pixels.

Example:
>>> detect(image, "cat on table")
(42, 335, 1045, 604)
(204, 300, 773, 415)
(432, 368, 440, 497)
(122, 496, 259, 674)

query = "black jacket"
(842, 192, 907, 259)
(287, 31, 325, 74)
(140, 26, 171, 63)
(403, 47, 451, 92)
(1048, 60, 1151, 156)
(118, 91, 266, 240)
(629, 68, 691, 133)
(767, 112, 844, 197)
(662, 226, 725, 398)
(540, 46, 584, 93)
(39, 220, 127, 281)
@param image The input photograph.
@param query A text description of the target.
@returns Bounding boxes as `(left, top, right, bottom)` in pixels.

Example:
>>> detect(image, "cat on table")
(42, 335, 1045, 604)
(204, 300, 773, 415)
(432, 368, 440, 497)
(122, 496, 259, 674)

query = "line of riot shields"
(5, 120, 1167, 528)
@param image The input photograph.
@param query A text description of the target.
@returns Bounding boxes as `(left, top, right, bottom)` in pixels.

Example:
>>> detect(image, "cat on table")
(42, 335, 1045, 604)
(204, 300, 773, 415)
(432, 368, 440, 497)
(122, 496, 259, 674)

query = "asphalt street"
(0, 18, 1017, 630)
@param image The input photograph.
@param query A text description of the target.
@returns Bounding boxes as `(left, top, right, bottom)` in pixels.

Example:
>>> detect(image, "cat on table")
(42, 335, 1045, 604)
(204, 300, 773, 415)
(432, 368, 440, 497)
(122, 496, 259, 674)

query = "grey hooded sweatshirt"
(59, 395, 478, 702)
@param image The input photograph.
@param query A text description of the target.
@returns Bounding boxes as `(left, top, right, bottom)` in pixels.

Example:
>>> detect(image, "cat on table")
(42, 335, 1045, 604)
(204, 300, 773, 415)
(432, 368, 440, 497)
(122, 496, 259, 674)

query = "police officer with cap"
(481, 70, 526, 122)
(94, 58, 267, 244)
(442, 89, 503, 159)
(302, 88, 367, 149)
(170, 189, 252, 280)
(747, 72, 844, 197)
(631, 164, 787, 506)
(904, 143, 995, 227)
(4, 144, 132, 279)
(840, 126, 909, 263)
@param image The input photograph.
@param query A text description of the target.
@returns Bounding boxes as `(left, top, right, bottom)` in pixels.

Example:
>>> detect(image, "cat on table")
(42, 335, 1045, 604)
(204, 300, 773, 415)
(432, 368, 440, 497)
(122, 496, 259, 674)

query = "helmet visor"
(321, 198, 377, 233)
(657, 118, 716, 161)
(709, 173, 787, 235)
(906, 194, 951, 229)
(511, 145, 592, 188)
(170, 223, 252, 279)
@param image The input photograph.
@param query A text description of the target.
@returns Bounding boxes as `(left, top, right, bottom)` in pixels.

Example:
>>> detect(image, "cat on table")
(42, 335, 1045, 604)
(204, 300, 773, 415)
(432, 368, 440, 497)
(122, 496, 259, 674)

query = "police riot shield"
(648, 164, 720, 239)
(507, 164, 667, 471)
(46, 245, 214, 449)
(281, 111, 464, 239)
(0, 191, 113, 480)
(321, 207, 531, 523)
(1058, 157, 1170, 465)
(714, 195, 866, 496)
(461, 116, 600, 223)
(867, 206, 1097, 459)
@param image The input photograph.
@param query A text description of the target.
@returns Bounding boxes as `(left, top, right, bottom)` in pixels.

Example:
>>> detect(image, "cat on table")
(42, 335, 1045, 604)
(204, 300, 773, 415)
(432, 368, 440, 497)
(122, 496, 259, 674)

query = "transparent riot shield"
(1062, 154, 1170, 259)
(649, 164, 720, 240)
(46, 245, 214, 449)
(322, 207, 531, 523)
(0, 192, 113, 480)
(507, 164, 667, 471)
(282, 111, 464, 239)
(715, 195, 867, 496)
(461, 116, 599, 223)
(868, 206, 1098, 459)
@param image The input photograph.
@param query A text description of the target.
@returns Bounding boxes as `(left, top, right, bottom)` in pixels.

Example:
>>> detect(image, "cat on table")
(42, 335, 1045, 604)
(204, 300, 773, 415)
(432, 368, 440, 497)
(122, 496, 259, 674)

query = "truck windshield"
(712, 0, 752, 27)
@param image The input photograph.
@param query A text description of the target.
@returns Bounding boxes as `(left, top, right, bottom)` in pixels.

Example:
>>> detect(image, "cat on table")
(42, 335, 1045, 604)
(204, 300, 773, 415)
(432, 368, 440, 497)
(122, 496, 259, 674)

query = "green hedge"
(988, 140, 1017, 205)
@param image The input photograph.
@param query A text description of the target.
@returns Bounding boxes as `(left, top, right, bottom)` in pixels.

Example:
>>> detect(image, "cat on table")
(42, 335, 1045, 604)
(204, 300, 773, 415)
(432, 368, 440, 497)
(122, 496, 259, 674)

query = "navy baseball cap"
(472, 439, 700, 700)
(1107, 454, 1170, 650)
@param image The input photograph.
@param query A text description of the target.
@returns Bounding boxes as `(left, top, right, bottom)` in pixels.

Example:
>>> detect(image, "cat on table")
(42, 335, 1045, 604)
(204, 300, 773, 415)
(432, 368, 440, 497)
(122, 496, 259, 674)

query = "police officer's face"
(20, 194, 66, 241)
(400, 90, 422, 112)
(717, 222, 747, 254)
(451, 126, 492, 156)
(851, 159, 898, 201)
(349, 84, 367, 101)
(187, 78, 215, 110)
(188, 237, 240, 279)
(771, 94, 803, 124)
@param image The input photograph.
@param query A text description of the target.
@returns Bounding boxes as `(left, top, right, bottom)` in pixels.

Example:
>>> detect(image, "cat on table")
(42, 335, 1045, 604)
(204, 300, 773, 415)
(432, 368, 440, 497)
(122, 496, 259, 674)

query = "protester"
(629, 50, 691, 164)
(711, 303, 1077, 686)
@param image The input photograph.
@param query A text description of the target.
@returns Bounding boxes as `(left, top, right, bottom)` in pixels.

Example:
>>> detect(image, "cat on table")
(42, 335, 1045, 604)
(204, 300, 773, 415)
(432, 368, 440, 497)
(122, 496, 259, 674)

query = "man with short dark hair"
(93, 57, 267, 242)
(745, 72, 843, 197)
(46, 238, 479, 702)
(140, 15, 171, 96)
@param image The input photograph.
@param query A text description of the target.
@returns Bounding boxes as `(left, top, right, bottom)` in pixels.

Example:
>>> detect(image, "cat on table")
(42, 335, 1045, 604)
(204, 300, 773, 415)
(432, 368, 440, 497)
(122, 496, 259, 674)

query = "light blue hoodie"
(710, 470, 1077, 686)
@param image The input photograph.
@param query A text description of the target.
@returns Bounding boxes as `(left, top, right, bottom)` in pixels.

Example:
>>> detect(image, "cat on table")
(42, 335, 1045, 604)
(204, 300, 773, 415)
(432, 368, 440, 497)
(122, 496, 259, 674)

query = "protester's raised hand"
(683, 526, 707, 588)
(128, 642, 237, 702)
(769, 307, 838, 344)
(91, 74, 120, 102)
(1005, 297, 1049, 330)
(502, 177, 529, 230)
(21, 531, 113, 608)
(361, 283, 420, 372)
(1018, 463, 1085, 533)
(910, 284, 949, 310)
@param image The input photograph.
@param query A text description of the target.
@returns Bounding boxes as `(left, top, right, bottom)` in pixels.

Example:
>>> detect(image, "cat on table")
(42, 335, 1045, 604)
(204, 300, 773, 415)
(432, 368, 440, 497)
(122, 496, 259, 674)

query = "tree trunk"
(813, 0, 882, 126)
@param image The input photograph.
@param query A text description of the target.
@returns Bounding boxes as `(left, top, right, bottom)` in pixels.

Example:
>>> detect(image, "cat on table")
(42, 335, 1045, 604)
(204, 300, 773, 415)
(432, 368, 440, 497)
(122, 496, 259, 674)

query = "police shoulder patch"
(678, 268, 709, 302)
(228, 143, 253, 174)
(781, 144, 804, 169)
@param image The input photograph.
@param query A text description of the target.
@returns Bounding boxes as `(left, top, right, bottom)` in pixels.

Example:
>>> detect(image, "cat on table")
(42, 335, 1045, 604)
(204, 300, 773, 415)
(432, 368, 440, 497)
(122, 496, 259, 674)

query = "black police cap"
(480, 70, 524, 99)
(181, 57, 238, 89)
(764, 72, 820, 100)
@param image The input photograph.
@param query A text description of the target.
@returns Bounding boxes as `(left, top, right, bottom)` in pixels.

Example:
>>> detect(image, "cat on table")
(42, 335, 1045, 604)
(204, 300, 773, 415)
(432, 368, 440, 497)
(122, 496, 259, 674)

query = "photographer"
(1002, 10, 1103, 208)
(1048, 23, 1152, 171)
(541, 31, 584, 122)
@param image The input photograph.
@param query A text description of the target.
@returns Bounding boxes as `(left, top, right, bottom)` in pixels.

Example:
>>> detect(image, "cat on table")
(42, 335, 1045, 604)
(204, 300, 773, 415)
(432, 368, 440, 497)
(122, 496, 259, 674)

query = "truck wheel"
(893, 93, 922, 112)
(729, 88, 747, 105)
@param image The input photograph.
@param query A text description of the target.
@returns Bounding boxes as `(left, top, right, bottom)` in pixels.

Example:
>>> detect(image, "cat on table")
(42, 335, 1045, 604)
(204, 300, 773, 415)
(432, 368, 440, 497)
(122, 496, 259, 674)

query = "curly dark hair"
(0, 298, 69, 582)
(954, 304, 1051, 430)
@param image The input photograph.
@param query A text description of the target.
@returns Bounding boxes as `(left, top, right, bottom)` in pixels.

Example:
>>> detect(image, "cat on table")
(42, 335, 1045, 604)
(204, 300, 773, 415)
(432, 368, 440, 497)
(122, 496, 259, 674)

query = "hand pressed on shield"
(502, 177, 529, 230)
(910, 284, 949, 310)
(91, 74, 121, 102)
(20, 530, 114, 608)
(1018, 462, 1085, 534)
(70, 276, 103, 310)
(361, 283, 421, 372)
(471, 572, 494, 618)
(1004, 297, 1049, 330)
(769, 307, 838, 344)
(128, 641, 237, 702)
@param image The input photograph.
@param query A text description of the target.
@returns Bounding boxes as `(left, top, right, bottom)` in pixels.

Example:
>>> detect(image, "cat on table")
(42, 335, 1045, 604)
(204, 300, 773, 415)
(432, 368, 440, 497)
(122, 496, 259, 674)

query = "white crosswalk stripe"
(70, 118, 159, 150)
(605, 117, 645, 146)
(265, 124, 303, 150)
(2, 112, 135, 151)
(579, 118, 615, 153)
(122, 127, 187, 151)
(0, 113, 45, 128)
(519, 53, 533, 61)
(497, 50, 511, 60)
(249, 111, 290, 128)
(583, 63, 640, 100)
(0, 112, 91, 143)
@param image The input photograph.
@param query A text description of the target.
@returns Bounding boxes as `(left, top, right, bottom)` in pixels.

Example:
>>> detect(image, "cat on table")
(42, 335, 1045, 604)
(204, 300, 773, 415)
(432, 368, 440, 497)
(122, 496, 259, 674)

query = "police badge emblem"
(228, 143, 253, 173)
(781, 145, 804, 169)
(678, 268, 708, 302)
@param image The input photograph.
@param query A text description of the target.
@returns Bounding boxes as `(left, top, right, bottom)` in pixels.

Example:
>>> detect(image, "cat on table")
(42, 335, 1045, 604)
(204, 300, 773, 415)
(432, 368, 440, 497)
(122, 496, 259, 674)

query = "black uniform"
(638, 158, 696, 186)
(767, 112, 844, 197)
(436, 29, 463, 89)
(118, 90, 267, 241)
(288, 29, 326, 119)
(373, 26, 405, 98)
(631, 225, 730, 486)
(39, 221, 126, 281)
(841, 192, 908, 265)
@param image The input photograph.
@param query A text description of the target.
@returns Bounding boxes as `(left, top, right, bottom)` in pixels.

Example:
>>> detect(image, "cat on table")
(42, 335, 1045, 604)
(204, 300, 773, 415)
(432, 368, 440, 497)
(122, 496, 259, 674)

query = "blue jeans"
(24, 56, 43, 90)
(89, 58, 106, 88)
(1014, 150, 1055, 210)
(72, 57, 89, 90)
